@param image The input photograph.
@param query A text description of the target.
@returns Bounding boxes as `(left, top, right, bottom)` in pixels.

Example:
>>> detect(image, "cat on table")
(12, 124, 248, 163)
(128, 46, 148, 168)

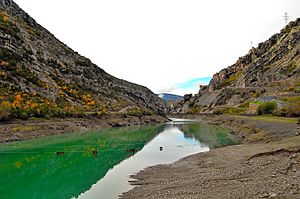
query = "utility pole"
(283, 12, 289, 25)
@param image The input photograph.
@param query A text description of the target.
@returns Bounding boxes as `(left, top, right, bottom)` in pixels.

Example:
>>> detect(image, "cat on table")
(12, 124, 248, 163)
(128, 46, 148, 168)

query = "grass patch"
(246, 131, 269, 142)
(250, 100, 264, 105)
(217, 71, 242, 89)
(214, 106, 247, 115)
(280, 96, 300, 117)
(11, 125, 41, 133)
(238, 115, 297, 123)
(280, 96, 300, 102)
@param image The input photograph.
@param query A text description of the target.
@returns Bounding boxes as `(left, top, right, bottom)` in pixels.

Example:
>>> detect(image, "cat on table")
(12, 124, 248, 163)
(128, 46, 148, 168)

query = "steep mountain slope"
(173, 18, 300, 115)
(0, 0, 166, 120)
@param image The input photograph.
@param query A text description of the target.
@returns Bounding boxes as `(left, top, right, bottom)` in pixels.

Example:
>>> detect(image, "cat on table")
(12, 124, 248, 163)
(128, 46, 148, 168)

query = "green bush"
(187, 105, 203, 114)
(257, 102, 277, 115)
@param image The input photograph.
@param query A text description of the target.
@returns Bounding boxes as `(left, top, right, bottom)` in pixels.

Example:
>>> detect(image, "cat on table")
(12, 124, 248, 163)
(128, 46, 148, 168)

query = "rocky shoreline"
(0, 114, 169, 143)
(171, 114, 300, 142)
(121, 114, 300, 199)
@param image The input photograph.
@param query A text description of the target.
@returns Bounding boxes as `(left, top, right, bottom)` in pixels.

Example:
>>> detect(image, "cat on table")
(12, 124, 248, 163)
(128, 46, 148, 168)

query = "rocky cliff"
(173, 18, 300, 115)
(0, 0, 166, 120)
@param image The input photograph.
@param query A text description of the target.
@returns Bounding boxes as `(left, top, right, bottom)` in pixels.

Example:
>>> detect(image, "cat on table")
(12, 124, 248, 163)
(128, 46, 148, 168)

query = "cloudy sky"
(14, 0, 300, 95)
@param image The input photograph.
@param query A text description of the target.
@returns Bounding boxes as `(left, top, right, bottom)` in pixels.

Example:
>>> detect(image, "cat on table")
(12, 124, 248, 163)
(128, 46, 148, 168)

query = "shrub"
(272, 108, 288, 117)
(0, 101, 11, 120)
(288, 86, 295, 91)
(287, 102, 300, 117)
(239, 102, 250, 108)
(125, 107, 151, 116)
(93, 109, 108, 117)
(187, 105, 203, 114)
(217, 71, 241, 89)
(257, 102, 277, 115)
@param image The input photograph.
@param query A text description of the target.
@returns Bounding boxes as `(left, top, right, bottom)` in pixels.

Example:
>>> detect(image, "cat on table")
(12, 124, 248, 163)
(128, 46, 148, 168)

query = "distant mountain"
(0, 0, 166, 120)
(173, 18, 300, 115)
(158, 93, 183, 102)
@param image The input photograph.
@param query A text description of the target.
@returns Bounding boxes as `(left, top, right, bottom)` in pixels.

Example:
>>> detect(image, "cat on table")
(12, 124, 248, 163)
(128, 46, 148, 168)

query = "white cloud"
(158, 86, 177, 94)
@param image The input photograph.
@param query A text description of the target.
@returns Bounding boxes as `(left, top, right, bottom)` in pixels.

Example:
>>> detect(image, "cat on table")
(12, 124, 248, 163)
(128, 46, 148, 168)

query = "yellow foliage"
(0, 71, 7, 79)
(0, 100, 11, 120)
(2, 15, 8, 22)
(0, 100, 11, 109)
(58, 91, 65, 96)
(0, 11, 9, 22)
(82, 94, 92, 101)
(82, 94, 96, 108)
(83, 105, 90, 110)
(0, 61, 9, 67)
(87, 100, 95, 106)
(70, 89, 78, 95)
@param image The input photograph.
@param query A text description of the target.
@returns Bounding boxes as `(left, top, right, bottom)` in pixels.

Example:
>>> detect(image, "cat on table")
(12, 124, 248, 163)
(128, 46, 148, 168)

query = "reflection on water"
(0, 119, 237, 199)
(78, 124, 208, 199)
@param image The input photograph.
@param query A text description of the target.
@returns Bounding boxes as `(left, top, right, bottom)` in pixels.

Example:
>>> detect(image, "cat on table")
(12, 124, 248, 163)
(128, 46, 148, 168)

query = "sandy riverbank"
(121, 115, 300, 199)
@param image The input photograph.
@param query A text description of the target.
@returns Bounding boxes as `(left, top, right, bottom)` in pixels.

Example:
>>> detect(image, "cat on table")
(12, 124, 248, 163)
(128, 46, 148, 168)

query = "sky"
(13, 0, 300, 95)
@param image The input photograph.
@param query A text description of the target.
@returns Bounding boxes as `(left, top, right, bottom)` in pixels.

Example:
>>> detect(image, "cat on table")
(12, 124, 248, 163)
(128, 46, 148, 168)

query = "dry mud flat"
(122, 116, 300, 199)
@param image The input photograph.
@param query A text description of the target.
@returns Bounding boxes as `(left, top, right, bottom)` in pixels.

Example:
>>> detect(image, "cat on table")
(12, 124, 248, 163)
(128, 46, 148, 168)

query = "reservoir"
(0, 119, 237, 199)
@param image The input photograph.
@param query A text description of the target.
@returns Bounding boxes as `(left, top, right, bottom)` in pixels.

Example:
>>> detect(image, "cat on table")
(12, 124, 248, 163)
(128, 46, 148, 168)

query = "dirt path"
(121, 115, 300, 199)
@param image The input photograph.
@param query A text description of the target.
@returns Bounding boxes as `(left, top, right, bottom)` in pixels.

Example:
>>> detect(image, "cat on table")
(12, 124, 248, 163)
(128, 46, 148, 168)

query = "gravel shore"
(121, 115, 300, 199)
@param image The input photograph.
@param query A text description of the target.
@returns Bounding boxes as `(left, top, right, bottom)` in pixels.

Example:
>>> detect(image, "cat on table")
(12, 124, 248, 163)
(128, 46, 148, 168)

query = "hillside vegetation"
(0, 0, 166, 121)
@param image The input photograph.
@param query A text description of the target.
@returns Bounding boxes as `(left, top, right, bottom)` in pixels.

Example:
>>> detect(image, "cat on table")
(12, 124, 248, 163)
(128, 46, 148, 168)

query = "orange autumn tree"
(12, 94, 23, 109)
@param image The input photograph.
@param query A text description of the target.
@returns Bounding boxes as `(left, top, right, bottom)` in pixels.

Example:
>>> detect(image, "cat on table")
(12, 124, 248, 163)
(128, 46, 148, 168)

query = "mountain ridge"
(0, 0, 167, 121)
(172, 18, 300, 116)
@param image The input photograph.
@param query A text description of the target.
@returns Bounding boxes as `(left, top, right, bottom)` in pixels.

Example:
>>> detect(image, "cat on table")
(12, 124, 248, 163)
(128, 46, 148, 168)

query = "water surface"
(0, 119, 237, 199)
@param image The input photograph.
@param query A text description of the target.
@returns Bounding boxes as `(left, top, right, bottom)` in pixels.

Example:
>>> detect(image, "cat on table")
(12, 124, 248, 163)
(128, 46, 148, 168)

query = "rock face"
(173, 18, 300, 114)
(0, 0, 166, 120)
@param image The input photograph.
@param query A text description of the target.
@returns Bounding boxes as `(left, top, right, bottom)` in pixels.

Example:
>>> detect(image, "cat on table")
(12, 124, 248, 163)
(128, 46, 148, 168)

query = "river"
(0, 118, 237, 199)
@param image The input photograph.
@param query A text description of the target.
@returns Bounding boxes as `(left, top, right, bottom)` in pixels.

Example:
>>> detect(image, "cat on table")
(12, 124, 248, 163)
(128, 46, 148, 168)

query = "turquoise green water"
(0, 119, 237, 199)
